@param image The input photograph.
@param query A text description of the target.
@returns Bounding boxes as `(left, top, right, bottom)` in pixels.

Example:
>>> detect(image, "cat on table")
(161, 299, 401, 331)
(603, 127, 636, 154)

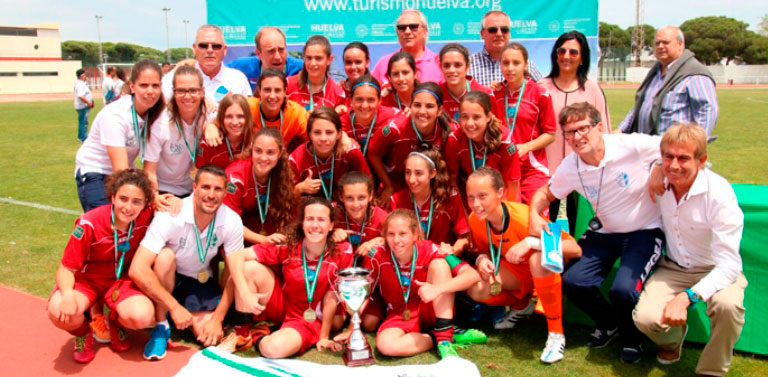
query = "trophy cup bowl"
(336, 267, 375, 366)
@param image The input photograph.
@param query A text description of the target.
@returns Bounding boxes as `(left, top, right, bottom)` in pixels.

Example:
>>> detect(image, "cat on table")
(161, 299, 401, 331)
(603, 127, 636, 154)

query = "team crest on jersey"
(382, 125, 391, 136)
(368, 247, 378, 259)
(72, 226, 84, 239)
(227, 183, 237, 194)
(169, 143, 183, 155)
(507, 145, 516, 155)
(178, 237, 187, 249)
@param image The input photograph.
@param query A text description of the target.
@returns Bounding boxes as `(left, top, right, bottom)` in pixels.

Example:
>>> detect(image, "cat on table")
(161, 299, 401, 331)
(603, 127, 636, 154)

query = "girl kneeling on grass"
(48, 169, 156, 363)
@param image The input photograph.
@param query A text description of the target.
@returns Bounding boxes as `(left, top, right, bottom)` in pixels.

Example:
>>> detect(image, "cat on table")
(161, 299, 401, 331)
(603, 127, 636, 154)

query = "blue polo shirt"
(227, 56, 304, 92)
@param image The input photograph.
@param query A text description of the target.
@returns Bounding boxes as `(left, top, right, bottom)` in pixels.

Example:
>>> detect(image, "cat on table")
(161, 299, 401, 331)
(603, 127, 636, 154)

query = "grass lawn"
(0, 90, 766, 376)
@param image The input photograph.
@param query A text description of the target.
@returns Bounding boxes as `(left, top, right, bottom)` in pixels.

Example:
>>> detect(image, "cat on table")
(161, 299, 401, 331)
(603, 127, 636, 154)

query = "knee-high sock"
(433, 318, 454, 343)
(533, 274, 563, 334)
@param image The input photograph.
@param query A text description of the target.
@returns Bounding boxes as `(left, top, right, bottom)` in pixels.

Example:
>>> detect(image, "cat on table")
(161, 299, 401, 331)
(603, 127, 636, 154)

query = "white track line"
(746, 97, 768, 104)
(0, 197, 81, 216)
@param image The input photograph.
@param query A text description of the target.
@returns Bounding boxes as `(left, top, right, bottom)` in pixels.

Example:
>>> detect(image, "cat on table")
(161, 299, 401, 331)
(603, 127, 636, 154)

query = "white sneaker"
(494, 301, 535, 330)
(540, 332, 566, 364)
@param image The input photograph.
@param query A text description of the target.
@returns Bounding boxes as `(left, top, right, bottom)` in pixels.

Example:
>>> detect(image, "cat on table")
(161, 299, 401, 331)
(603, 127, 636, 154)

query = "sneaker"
(108, 319, 131, 352)
(621, 344, 643, 364)
(587, 327, 619, 348)
(657, 325, 687, 365)
(143, 324, 170, 361)
(494, 301, 535, 330)
(73, 332, 95, 363)
(453, 327, 488, 345)
(540, 332, 566, 364)
(437, 341, 460, 359)
(90, 314, 110, 343)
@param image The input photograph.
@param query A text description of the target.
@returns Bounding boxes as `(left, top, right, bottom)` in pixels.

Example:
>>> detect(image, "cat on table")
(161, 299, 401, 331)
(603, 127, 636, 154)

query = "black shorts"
(171, 273, 221, 312)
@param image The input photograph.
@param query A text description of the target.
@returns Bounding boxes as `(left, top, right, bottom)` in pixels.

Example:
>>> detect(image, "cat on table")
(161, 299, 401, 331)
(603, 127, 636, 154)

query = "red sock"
(69, 321, 91, 337)
(433, 318, 454, 344)
(532, 274, 563, 334)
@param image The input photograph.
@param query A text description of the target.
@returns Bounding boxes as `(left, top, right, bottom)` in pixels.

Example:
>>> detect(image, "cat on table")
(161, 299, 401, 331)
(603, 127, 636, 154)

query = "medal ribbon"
(349, 111, 377, 156)
(252, 168, 271, 224)
(485, 207, 508, 276)
(301, 242, 327, 306)
(395, 94, 403, 110)
(312, 147, 335, 200)
(467, 138, 487, 171)
(411, 193, 434, 239)
(193, 215, 217, 266)
(111, 206, 134, 279)
(391, 244, 418, 307)
(503, 79, 527, 135)
(259, 102, 284, 132)
(174, 111, 200, 162)
(224, 138, 234, 160)
(344, 209, 368, 248)
(448, 81, 472, 104)
(307, 78, 328, 112)
(130, 97, 147, 163)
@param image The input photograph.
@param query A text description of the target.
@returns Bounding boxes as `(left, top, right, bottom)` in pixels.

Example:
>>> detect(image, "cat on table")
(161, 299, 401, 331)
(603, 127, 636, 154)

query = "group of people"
(57, 9, 744, 377)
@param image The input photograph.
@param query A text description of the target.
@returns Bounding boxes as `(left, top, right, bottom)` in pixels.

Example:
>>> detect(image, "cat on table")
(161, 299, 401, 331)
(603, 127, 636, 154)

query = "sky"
(0, 0, 764, 50)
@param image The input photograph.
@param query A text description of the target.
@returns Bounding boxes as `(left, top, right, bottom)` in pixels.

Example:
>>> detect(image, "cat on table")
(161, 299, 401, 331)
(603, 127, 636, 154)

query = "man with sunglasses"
(228, 27, 304, 93)
(162, 24, 251, 102)
(468, 11, 542, 87)
(528, 102, 664, 364)
(371, 9, 443, 85)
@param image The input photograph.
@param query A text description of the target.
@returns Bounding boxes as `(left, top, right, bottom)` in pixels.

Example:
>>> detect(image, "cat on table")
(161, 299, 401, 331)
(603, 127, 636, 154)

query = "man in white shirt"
(129, 165, 244, 360)
(633, 124, 746, 376)
(74, 68, 94, 142)
(162, 24, 252, 102)
(529, 102, 664, 364)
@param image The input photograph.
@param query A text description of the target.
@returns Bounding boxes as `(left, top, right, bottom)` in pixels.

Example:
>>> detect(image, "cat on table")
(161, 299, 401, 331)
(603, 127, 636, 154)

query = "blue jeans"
(76, 107, 90, 141)
(562, 228, 664, 346)
(75, 169, 109, 212)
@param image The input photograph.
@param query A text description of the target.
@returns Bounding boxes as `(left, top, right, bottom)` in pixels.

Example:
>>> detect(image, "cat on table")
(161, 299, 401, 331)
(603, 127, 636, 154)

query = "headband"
(408, 151, 436, 169)
(412, 88, 443, 105)
(351, 81, 380, 93)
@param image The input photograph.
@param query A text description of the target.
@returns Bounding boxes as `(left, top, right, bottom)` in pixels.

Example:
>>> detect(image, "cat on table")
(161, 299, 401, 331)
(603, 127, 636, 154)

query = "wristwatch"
(685, 288, 701, 307)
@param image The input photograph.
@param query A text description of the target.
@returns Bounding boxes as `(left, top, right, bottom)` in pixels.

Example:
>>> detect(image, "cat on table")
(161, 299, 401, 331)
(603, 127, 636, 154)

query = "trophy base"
(342, 343, 375, 367)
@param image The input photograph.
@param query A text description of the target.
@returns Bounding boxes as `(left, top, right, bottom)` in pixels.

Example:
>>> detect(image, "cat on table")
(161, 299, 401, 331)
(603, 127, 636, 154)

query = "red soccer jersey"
(492, 78, 556, 171)
(363, 240, 444, 315)
(367, 113, 457, 192)
(439, 78, 493, 123)
(389, 189, 470, 245)
(286, 76, 346, 111)
(62, 204, 153, 282)
(289, 142, 372, 198)
(340, 106, 400, 155)
(223, 159, 287, 236)
(380, 91, 408, 111)
(196, 138, 244, 170)
(251, 242, 354, 319)
(333, 206, 389, 250)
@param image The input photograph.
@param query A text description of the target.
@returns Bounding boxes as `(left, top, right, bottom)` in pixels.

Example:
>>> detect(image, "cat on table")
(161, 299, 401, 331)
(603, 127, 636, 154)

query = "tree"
(598, 22, 631, 68)
(626, 24, 656, 51)
(758, 14, 768, 37)
(169, 48, 194, 62)
(680, 16, 750, 65)
(743, 32, 768, 64)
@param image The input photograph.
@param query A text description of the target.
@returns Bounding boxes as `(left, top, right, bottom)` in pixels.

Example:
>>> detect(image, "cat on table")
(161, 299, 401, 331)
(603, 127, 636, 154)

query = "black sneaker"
(620, 344, 643, 364)
(586, 327, 618, 348)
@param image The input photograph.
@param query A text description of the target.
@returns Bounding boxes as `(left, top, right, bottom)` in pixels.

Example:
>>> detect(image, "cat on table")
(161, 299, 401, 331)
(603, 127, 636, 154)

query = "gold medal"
(259, 229, 268, 236)
(304, 308, 317, 323)
(111, 288, 120, 302)
(402, 308, 411, 321)
(198, 268, 210, 284)
(490, 282, 502, 296)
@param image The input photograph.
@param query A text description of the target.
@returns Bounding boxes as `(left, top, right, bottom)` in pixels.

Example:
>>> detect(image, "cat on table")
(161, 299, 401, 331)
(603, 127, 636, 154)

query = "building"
(0, 22, 82, 94)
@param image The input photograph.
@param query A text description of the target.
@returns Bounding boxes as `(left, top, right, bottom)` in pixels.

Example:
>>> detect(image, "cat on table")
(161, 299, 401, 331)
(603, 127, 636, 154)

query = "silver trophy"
(336, 267, 375, 366)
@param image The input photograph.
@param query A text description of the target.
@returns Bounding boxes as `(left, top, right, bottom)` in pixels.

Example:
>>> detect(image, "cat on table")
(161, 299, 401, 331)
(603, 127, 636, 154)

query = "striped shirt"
(619, 70, 718, 135)
(468, 47, 543, 87)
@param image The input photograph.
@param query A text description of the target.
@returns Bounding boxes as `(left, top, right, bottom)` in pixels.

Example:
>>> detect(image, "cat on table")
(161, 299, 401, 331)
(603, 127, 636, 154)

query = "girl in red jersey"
(390, 148, 470, 255)
(196, 94, 255, 169)
(339, 42, 371, 103)
(438, 43, 494, 123)
(226, 197, 355, 357)
(446, 91, 521, 208)
(224, 127, 296, 246)
(332, 172, 389, 256)
(339, 75, 400, 157)
(491, 43, 556, 205)
(368, 82, 456, 203)
(286, 35, 346, 113)
(291, 107, 371, 200)
(361, 209, 480, 359)
(380, 51, 418, 111)
(48, 169, 156, 363)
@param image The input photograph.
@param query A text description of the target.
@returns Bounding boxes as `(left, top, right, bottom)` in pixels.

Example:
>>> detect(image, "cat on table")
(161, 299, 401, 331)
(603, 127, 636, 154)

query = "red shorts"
(253, 279, 285, 324)
(377, 301, 436, 335)
(50, 277, 145, 313)
(475, 259, 534, 308)
(520, 165, 550, 206)
(280, 317, 322, 354)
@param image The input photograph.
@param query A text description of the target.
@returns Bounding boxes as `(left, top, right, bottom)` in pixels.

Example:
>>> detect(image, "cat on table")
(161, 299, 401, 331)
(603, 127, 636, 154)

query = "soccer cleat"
(143, 324, 170, 361)
(453, 327, 487, 345)
(586, 327, 619, 348)
(90, 314, 110, 344)
(540, 332, 566, 364)
(621, 344, 643, 364)
(73, 332, 95, 363)
(108, 319, 131, 352)
(437, 341, 460, 359)
(494, 301, 535, 330)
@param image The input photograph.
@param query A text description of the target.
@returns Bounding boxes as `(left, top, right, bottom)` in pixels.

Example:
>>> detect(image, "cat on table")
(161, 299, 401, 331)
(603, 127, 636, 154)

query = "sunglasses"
(485, 26, 510, 34)
(197, 42, 224, 51)
(556, 47, 580, 56)
(396, 23, 420, 32)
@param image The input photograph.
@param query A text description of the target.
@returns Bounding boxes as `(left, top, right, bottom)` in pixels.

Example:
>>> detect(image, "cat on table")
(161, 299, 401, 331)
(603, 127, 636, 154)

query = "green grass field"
(0, 89, 766, 376)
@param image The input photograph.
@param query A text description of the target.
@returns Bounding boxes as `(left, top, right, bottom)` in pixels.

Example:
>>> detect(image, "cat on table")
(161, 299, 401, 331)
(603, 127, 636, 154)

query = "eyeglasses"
(556, 47, 580, 56)
(563, 124, 594, 139)
(174, 87, 203, 96)
(396, 23, 420, 32)
(485, 26, 510, 34)
(197, 42, 224, 51)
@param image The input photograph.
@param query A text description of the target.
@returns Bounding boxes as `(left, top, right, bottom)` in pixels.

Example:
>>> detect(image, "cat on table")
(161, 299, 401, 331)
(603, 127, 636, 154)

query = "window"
(0, 72, 18, 77)
(22, 72, 58, 76)
(0, 27, 38, 37)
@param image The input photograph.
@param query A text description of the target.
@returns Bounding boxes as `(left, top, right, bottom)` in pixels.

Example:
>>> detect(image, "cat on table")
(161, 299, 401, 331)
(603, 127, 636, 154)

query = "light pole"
(162, 7, 171, 63)
(183, 20, 190, 59)
(95, 15, 103, 67)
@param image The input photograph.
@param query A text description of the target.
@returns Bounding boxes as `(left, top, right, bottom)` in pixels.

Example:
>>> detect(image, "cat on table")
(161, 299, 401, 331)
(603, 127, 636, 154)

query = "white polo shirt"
(162, 62, 252, 103)
(74, 96, 144, 176)
(74, 80, 92, 110)
(140, 195, 244, 279)
(659, 168, 744, 301)
(145, 109, 214, 195)
(549, 133, 662, 233)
